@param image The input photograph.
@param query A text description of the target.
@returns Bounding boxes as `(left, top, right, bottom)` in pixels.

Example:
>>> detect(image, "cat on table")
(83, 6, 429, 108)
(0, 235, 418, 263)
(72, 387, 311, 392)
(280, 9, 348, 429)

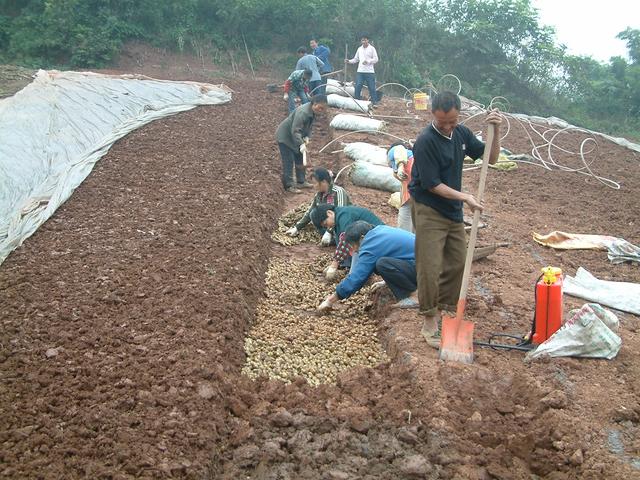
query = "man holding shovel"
(409, 91, 501, 348)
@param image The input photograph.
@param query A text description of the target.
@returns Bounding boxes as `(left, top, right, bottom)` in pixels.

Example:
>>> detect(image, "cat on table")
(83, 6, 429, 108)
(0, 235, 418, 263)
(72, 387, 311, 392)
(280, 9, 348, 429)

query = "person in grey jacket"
(296, 47, 324, 97)
(275, 95, 328, 193)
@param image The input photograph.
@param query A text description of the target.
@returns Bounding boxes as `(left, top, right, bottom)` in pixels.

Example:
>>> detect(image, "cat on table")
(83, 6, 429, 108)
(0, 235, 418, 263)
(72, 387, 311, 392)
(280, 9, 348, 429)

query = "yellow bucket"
(413, 92, 429, 111)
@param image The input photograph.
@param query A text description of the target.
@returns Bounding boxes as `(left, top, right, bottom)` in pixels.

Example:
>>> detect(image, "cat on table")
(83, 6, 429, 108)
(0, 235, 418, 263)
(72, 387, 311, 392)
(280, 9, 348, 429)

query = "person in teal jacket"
(310, 204, 384, 280)
(318, 222, 418, 311)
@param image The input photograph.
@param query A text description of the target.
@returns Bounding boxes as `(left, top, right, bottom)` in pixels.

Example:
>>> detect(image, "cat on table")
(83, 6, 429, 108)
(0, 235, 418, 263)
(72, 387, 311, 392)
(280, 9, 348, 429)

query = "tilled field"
(1, 54, 640, 479)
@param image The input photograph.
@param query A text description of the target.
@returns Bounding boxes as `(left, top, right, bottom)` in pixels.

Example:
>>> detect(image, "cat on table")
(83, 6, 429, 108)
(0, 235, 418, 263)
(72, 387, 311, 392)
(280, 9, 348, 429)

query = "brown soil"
(1, 47, 639, 479)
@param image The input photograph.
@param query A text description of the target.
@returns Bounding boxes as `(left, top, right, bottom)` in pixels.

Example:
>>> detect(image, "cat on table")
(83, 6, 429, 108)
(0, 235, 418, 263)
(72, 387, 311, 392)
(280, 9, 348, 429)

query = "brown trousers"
(411, 202, 466, 316)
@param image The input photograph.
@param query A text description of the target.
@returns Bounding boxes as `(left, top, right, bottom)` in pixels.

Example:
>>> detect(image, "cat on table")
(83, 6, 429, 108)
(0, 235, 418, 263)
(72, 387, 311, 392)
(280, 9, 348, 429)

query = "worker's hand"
(283, 93, 289, 101)
(286, 226, 299, 237)
(396, 164, 407, 181)
(486, 108, 502, 127)
(302, 136, 310, 144)
(464, 194, 484, 212)
(324, 265, 338, 281)
(317, 293, 337, 313)
(299, 143, 307, 154)
(320, 231, 332, 246)
(344, 59, 348, 64)
(362, 59, 369, 65)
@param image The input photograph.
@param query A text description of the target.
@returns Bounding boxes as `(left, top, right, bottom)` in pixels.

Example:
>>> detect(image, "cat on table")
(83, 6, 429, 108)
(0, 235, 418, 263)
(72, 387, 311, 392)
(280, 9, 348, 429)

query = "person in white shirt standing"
(345, 34, 379, 106)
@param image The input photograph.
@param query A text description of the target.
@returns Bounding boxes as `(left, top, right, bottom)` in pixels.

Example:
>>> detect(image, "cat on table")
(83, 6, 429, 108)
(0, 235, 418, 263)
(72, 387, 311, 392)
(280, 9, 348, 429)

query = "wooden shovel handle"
(457, 123, 495, 309)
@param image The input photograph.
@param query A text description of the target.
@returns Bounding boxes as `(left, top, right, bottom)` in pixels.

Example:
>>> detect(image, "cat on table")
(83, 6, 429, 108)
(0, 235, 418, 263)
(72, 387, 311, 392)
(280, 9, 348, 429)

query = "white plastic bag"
(350, 161, 401, 192)
(330, 114, 385, 132)
(564, 267, 640, 315)
(526, 303, 621, 360)
(326, 79, 356, 97)
(327, 94, 371, 112)
(343, 142, 388, 166)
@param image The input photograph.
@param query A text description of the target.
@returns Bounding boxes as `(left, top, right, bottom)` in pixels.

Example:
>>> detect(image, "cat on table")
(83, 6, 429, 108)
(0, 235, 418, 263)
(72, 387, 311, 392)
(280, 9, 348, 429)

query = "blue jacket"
(336, 225, 415, 299)
(295, 54, 324, 81)
(313, 45, 332, 73)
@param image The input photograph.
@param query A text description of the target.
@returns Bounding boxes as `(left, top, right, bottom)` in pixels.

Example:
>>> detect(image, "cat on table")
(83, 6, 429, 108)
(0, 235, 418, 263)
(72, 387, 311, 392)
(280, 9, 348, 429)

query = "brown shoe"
(285, 187, 302, 194)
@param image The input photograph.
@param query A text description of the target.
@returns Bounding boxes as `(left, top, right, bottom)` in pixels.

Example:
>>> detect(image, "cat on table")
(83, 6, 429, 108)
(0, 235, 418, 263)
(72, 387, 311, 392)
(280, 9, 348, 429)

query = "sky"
(531, 0, 640, 63)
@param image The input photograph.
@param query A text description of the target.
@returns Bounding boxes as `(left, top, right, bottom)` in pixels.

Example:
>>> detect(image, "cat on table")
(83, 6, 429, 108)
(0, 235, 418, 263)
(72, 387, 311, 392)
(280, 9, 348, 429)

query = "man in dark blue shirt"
(409, 91, 501, 347)
(310, 37, 332, 95)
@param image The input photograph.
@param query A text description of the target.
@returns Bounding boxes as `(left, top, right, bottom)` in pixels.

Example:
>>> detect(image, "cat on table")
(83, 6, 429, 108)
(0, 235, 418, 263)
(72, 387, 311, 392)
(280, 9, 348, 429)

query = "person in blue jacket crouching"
(317, 221, 418, 311)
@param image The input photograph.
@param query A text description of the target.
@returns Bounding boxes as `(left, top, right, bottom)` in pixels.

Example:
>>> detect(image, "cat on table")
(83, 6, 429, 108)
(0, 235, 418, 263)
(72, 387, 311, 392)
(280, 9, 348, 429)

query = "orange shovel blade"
(439, 314, 474, 364)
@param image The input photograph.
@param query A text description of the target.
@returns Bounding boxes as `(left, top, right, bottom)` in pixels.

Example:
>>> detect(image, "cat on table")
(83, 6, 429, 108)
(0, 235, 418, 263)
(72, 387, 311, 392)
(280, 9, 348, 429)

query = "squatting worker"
(286, 167, 350, 244)
(276, 95, 328, 193)
(310, 37, 332, 95)
(345, 34, 379, 106)
(318, 221, 419, 312)
(310, 204, 384, 280)
(295, 46, 324, 97)
(387, 142, 415, 232)
(409, 91, 501, 348)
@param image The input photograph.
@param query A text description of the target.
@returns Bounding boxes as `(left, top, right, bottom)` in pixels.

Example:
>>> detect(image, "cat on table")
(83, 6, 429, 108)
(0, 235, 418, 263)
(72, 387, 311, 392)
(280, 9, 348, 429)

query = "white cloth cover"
(330, 114, 385, 132)
(0, 70, 232, 266)
(343, 142, 388, 166)
(526, 303, 621, 360)
(350, 161, 401, 192)
(327, 94, 371, 112)
(564, 267, 640, 315)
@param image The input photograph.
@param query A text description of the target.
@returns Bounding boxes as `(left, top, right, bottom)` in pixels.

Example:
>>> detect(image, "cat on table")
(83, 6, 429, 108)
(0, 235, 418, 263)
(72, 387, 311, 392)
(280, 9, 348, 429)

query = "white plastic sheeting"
(327, 94, 371, 112)
(343, 142, 388, 166)
(0, 70, 232, 266)
(564, 267, 640, 315)
(350, 161, 401, 192)
(330, 114, 385, 132)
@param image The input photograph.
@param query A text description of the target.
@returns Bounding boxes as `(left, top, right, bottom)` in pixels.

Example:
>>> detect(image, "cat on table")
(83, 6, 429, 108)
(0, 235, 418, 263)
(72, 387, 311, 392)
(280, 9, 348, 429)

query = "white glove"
(286, 226, 299, 236)
(317, 298, 334, 313)
(299, 143, 307, 154)
(325, 265, 338, 281)
(283, 93, 289, 100)
(302, 137, 310, 144)
(321, 231, 332, 246)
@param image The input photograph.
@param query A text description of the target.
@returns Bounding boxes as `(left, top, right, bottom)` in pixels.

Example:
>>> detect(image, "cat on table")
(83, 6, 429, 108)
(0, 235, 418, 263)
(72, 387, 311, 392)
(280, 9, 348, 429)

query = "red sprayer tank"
(532, 266, 563, 345)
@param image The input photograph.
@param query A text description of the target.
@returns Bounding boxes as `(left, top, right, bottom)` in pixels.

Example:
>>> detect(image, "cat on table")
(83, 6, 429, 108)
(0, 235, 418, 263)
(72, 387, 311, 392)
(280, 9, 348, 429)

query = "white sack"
(0, 70, 232, 266)
(350, 161, 401, 192)
(330, 114, 385, 132)
(564, 267, 640, 315)
(343, 142, 388, 166)
(327, 94, 371, 112)
(326, 79, 356, 97)
(526, 303, 621, 360)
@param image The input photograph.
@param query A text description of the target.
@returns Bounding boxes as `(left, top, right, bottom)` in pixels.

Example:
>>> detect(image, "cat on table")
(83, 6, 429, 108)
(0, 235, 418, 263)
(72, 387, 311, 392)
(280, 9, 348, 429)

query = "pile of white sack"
(330, 114, 385, 132)
(327, 94, 371, 112)
(326, 79, 356, 97)
(343, 142, 400, 193)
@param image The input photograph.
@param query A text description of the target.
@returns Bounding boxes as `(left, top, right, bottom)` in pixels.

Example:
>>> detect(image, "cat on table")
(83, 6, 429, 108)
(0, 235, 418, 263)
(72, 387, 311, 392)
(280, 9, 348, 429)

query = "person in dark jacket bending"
(317, 221, 419, 311)
(310, 204, 384, 280)
(276, 95, 328, 193)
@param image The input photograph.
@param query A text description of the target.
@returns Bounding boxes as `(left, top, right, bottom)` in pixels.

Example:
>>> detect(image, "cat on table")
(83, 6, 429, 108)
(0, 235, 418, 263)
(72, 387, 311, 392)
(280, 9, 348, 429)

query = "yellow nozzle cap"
(541, 266, 562, 285)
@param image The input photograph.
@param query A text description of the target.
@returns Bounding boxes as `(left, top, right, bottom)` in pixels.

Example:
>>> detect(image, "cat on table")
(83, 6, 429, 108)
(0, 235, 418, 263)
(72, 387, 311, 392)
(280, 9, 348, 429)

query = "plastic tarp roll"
(327, 94, 371, 112)
(564, 267, 640, 315)
(330, 114, 385, 132)
(343, 142, 388, 166)
(350, 161, 401, 192)
(326, 79, 356, 97)
(0, 70, 232, 266)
